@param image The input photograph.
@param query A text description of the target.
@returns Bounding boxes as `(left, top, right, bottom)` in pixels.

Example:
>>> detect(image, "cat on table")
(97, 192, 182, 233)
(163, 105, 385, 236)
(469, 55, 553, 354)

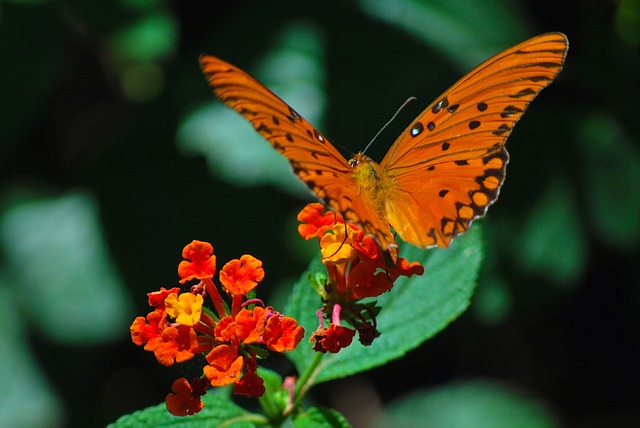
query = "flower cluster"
(130, 240, 304, 416)
(298, 203, 424, 352)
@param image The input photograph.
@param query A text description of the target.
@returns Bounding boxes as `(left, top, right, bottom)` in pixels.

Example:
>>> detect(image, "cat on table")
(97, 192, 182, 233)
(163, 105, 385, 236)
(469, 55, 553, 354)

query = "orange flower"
(344, 235, 423, 299)
(178, 240, 216, 284)
(297, 202, 343, 239)
(154, 324, 198, 367)
(234, 306, 268, 344)
(130, 308, 166, 351)
(148, 287, 180, 308)
(214, 315, 237, 343)
(204, 345, 244, 386)
(264, 315, 305, 352)
(318, 217, 424, 300)
(298, 203, 425, 350)
(219, 255, 265, 296)
(165, 378, 206, 416)
(132, 240, 305, 415)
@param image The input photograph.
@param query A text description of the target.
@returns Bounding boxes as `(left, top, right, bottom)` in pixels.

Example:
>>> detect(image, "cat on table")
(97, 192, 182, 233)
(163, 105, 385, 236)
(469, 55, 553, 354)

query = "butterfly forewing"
(199, 56, 347, 175)
(381, 33, 568, 168)
(380, 32, 568, 248)
(199, 55, 398, 253)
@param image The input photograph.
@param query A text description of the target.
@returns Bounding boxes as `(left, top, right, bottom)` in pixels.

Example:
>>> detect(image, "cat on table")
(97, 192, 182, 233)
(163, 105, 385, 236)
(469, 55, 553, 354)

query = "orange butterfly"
(200, 33, 568, 266)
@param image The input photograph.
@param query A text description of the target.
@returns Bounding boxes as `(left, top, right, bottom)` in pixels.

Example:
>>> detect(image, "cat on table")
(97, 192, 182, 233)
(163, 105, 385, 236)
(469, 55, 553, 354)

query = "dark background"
(1, 0, 639, 427)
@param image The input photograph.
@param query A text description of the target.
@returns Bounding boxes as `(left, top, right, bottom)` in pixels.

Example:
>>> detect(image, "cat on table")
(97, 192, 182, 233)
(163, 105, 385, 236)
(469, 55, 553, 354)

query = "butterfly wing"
(199, 55, 398, 254)
(380, 32, 569, 247)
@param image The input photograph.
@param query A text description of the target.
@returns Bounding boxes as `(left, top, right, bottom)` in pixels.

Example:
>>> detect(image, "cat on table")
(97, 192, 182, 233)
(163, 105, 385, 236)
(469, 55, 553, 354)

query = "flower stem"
(203, 278, 227, 318)
(292, 352, 324, 409)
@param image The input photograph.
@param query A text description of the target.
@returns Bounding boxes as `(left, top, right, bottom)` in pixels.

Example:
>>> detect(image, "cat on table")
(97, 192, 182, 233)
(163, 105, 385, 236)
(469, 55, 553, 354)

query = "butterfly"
(200, 32, 568, 266)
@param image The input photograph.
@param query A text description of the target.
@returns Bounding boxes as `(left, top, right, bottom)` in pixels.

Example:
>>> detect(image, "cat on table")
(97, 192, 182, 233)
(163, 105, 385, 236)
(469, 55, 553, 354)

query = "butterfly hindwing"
(385, 147, 509, 247)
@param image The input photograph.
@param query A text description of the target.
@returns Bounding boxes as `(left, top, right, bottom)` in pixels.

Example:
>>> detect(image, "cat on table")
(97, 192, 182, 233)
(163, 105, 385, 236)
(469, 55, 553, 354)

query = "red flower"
(234, 370, 266, 397)
(311, 324, 356, 354)
(165, 378, 206, 416)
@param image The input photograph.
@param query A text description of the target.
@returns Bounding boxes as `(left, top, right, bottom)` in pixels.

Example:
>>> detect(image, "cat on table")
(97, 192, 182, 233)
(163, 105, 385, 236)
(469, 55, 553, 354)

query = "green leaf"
(108, 12, 178, 63)
(257, 367, 286, 422)
(515, 179, 587, 286)
(293, 406, 351, 428)
(0, 270, 63, 427)
(0, 191, 132, 343)
(578, 112, 640, 248)
(108, 393, 256, 428)
(358, 0, 532, 69)
(473, 275, 512, 324)
(373, 380, 559, 428)
(286, 226, 482, 384)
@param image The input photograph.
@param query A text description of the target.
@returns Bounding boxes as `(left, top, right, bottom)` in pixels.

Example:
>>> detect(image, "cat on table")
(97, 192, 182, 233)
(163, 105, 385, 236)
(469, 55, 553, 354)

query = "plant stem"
(292, 352, 324, 408)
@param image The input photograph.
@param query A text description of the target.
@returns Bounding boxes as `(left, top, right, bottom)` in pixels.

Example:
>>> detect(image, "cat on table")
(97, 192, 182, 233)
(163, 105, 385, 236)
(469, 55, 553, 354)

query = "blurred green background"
(1, 0, 640, 427)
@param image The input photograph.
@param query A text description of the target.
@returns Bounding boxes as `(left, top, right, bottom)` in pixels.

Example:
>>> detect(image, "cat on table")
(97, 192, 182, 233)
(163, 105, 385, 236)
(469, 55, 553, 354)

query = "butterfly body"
(349, 154, 391, 214)
(200, 33, 568, 266)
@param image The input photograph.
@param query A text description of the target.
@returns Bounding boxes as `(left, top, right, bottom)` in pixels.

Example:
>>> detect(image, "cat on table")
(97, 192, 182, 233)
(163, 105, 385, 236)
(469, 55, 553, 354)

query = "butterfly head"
(348, 152, 370, 168)
(349, 152, 383, 181)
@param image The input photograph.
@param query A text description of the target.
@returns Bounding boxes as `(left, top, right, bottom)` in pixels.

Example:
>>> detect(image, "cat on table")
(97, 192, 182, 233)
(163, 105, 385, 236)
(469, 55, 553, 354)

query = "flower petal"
(178, 240, 217, 284)
(219, 255, 265, 296)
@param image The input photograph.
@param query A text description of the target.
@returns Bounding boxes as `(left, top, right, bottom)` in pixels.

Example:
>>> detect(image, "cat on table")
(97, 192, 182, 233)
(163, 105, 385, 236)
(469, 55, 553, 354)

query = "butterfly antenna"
(362, 96, 417, 154)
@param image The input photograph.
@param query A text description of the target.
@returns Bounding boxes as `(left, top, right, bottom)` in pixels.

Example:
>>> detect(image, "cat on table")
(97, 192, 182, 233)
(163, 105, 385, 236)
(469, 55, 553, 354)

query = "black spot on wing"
(287, 107, 302, 122)
(500, 105, 522, 118)
(529, 75, 552, 82)
(411, 122, 424, 137)
(432, 96, 449, 114)
(256, 123, 273, 134)
(447, 103, 460, 113)
(492, 124, 510, 136)
(313, 129, 325, 143)
(510, 88, 536, 98)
